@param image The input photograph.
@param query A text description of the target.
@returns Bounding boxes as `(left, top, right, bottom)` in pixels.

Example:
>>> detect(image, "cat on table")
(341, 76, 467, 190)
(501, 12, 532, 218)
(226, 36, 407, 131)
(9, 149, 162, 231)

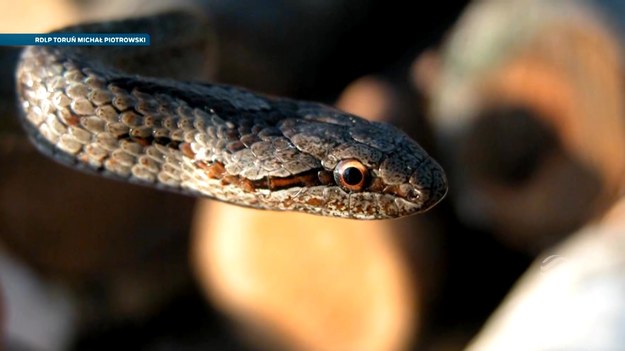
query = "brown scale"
(361, 174, 409, 199)
(220, 175, 255, 193)
(304, 197, 325, 207)
(196, 161, 226, 179)
(263, 169, 323, 191)
(367, 177, 386, 193)
(350, 203, 366, 216)
(114, 130, 184, 149)
(192, 159, 337, 193)
(128, 135, 153, 147)
(180, 142, 195, 159)
(317, 170, 334, 185)
(62, 111, 81, 127)
(226, 141, 246, 152)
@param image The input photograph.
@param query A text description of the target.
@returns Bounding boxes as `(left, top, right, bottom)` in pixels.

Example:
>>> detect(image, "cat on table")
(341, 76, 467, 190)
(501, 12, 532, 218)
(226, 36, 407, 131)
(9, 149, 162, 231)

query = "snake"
(14, 12, 447, 220)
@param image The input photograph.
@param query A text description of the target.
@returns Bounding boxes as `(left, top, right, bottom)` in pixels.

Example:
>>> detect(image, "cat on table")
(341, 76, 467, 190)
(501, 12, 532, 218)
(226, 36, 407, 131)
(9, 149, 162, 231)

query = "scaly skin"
(16, 13, 447, 219)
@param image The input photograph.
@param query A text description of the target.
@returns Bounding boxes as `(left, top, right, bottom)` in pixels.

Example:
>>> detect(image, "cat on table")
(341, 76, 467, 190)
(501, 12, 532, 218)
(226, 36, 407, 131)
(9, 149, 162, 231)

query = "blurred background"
(1, 0, 625, 350)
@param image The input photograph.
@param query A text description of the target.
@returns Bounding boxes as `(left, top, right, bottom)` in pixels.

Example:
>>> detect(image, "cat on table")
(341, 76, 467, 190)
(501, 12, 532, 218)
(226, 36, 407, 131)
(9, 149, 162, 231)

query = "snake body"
(15, 13, 446, 219)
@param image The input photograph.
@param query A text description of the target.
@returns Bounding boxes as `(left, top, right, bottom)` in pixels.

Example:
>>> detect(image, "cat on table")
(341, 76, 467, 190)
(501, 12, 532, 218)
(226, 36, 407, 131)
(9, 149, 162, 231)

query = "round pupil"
(342, 167, 363, 185)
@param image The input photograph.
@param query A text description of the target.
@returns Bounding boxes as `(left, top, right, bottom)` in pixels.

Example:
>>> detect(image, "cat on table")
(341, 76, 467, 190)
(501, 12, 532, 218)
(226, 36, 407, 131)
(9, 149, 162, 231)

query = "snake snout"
(410, 157, 448, 212)
(373, 151, 447, 217)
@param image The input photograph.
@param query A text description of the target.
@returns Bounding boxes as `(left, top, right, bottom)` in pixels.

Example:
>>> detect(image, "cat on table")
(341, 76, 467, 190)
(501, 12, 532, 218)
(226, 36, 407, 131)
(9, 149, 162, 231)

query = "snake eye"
(334, 159, 368, 192)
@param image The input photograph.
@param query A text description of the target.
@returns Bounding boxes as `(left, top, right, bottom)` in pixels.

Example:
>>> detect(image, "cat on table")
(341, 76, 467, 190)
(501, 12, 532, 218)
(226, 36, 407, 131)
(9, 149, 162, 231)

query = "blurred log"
(0, 0, 78, 32)
(468, 196, 625, 350)
(193, 202, 418, 351)
(419, 0, 625, 251)
(417, 0, 625, 349)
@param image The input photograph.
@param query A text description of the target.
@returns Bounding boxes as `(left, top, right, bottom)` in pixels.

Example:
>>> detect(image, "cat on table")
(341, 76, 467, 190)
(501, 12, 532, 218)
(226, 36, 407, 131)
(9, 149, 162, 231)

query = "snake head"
(282, 109, 448, 219)
(322, 131, 447, 219)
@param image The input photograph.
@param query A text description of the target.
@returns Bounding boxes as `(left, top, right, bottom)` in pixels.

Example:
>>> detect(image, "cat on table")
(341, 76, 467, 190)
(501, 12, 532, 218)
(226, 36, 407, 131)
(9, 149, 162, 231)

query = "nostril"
(398, 183, 422, 202)
(407, 188, 421, 202)
(462, 105, 560, 185)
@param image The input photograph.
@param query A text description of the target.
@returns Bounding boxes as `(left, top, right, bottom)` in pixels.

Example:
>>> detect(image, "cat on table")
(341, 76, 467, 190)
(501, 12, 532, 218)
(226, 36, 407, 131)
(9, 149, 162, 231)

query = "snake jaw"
(284, 156, 447, 219)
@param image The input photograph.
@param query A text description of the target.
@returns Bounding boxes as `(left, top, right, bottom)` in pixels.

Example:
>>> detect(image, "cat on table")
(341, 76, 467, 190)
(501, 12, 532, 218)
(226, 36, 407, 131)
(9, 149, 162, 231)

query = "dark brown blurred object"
(419, 0, 625, 251)
(207, 0, 468, 100)
(0, 135, 195, 320)
(0, 284, 3, 351)
(0, 2, 209, 331)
